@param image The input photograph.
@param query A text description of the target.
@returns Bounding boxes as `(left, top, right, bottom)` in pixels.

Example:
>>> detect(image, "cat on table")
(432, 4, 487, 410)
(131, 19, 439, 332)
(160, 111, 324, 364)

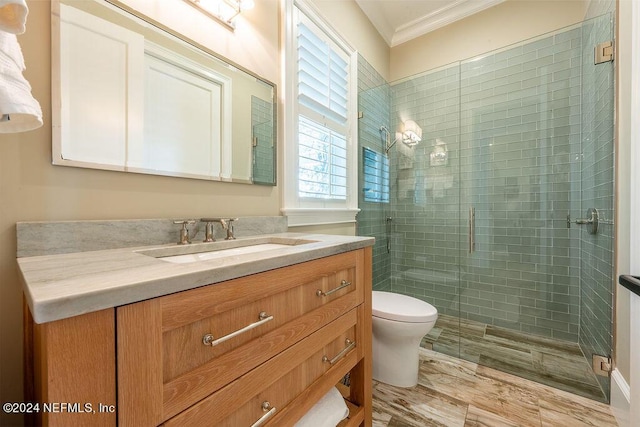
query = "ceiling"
(355, 0, 506, 47)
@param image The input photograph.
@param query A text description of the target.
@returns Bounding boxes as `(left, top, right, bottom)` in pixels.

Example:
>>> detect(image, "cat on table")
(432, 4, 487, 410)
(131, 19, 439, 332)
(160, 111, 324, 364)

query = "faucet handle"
(174, 220, 196, 244)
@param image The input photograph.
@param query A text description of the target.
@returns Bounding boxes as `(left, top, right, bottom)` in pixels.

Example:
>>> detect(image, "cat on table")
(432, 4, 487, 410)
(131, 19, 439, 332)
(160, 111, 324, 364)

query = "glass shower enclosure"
(358, 13, 615, 402)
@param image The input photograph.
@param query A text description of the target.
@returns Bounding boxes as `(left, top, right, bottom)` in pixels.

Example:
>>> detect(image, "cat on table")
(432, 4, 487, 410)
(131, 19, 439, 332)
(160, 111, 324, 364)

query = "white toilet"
(372, 291, 438, 388)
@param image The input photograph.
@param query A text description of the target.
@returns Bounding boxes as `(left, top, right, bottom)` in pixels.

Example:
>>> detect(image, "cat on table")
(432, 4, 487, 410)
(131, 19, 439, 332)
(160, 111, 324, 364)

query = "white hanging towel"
(0, 0, 28, 34)
(0, 30, 42, 133)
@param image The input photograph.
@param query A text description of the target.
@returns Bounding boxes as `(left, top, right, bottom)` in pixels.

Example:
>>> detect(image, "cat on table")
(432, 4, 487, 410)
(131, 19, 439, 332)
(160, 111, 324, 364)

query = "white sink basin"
(136, 237, 317, 264)
(160, 243, 293, 264)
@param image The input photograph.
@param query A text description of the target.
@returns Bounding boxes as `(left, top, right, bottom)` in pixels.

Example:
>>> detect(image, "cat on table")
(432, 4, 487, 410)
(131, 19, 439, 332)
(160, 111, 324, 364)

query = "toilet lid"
(372, 291, 438, 323)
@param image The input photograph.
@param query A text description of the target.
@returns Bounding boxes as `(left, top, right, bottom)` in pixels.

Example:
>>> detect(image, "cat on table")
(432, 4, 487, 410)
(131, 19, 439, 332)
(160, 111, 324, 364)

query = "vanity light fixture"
(184, 0, 255, 30)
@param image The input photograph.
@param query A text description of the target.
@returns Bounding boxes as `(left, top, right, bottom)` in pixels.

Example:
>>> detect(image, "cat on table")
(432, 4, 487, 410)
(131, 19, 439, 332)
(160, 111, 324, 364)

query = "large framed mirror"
(52, 0, 276, 185)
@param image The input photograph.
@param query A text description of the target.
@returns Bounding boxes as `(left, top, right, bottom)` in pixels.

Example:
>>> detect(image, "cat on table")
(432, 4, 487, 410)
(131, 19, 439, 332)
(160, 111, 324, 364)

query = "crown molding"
(357, 0, 507, 48)
(390, 0, 505, 47)
(391, 0, 506, 46)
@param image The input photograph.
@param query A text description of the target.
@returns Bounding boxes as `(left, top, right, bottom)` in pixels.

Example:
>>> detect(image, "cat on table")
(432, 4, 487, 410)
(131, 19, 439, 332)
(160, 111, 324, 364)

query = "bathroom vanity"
(19, 229, 373, 426)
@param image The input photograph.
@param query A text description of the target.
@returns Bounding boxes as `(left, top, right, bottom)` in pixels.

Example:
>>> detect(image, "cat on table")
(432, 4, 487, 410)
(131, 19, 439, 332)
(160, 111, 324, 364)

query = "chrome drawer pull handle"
(322, 338, 356, 365)
(316, 280, 352, 297)
(250, 401, 276, 427)
(202, 312, 273, 347)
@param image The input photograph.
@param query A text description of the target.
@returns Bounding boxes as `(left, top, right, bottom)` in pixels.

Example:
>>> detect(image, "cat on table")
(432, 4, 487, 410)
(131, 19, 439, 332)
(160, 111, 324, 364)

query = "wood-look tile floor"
(372, 348, 619, 427)
(421, 314, 606, 402)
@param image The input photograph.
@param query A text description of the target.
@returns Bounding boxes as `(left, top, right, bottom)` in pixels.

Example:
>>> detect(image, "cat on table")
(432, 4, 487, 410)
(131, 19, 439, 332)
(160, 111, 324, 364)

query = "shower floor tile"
(372, 348, 619, 427)
(421, 314, 606, 402)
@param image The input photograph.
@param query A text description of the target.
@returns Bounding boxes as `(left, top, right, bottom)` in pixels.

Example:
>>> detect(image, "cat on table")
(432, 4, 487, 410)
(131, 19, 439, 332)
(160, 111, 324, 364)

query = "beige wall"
(390, 0, 588, 81)
(0, 1, 282, 425)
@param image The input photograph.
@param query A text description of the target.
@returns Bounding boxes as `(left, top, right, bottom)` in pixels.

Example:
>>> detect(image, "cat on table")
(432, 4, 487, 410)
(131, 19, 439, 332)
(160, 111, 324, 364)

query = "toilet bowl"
(372, 291, 438, 388)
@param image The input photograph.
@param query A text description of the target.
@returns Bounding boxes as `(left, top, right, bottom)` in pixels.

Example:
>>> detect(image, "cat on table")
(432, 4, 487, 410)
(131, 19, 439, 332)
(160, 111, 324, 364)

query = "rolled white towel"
(0, 26, 24, 68)
(0, 31, 42, 133)
(0, 0, 27, 34)
(294, 387, 349, 427)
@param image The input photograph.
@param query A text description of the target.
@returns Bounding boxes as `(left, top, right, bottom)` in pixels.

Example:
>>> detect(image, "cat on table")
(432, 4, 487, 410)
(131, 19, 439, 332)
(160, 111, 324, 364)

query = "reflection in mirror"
(251, 96, 275, 184)
(52, 0, 276, 185)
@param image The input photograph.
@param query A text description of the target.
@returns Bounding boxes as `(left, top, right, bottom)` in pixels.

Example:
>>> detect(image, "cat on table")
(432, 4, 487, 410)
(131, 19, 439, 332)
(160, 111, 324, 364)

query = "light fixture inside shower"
(401, 120, 422, 146)
(381, 120, 423, 153)
(184, 0, 255, 30)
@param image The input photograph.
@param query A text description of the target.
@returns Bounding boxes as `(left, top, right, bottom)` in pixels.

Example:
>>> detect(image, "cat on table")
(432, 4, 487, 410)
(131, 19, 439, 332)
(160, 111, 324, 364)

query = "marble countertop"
(18, 233, 374, 324)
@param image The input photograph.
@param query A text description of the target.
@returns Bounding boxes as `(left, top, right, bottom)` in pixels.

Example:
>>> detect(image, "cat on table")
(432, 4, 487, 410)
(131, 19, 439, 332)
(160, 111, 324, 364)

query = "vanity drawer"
(117, 250, 367, 424)
(162, 252, 359, 382)
(162, 309, 359, 427)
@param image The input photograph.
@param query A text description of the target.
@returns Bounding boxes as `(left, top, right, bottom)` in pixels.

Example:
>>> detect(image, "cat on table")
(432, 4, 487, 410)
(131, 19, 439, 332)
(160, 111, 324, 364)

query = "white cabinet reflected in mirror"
(52, 0, 276, 185)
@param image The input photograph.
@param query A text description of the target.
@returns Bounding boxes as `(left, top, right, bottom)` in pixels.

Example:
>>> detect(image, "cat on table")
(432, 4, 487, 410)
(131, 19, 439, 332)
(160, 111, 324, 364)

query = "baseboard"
(610, 368, 630, 427)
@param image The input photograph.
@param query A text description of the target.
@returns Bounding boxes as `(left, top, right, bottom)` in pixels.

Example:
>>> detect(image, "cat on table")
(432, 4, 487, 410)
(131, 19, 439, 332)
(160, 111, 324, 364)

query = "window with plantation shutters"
(296, 13, 349, 201)
(283, 0, 358, 227)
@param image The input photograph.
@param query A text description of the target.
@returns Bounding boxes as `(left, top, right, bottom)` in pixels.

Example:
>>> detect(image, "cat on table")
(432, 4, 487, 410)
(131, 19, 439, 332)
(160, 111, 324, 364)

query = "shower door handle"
(567, 208, 600, 235)
(468, 207, 475, 254)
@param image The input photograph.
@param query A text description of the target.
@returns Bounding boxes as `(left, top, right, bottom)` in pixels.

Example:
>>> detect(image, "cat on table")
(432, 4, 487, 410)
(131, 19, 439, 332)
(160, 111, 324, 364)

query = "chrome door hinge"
(595, 41, 614, 64)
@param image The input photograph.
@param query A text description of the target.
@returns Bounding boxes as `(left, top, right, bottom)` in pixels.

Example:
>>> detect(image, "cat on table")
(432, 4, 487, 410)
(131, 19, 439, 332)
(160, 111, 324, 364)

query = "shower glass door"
(457, 15, 614, 402)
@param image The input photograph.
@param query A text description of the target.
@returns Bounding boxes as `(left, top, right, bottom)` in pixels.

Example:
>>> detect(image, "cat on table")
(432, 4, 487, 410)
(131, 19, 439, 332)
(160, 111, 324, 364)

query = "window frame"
(282, 0, 359, 227)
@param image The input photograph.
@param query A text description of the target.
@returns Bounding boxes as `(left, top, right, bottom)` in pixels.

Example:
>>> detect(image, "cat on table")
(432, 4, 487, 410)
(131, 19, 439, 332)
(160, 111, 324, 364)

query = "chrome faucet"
(174, 220, 196, 244)
(202, 218, 238, 240)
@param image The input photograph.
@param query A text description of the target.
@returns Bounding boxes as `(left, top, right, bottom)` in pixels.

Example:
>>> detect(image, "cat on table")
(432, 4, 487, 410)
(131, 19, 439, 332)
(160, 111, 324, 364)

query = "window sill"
(282, 208, 360, 227)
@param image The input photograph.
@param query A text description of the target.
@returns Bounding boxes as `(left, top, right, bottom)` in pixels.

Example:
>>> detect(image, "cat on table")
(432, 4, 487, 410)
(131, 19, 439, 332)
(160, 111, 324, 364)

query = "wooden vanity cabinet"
(25, 247, 372, 427)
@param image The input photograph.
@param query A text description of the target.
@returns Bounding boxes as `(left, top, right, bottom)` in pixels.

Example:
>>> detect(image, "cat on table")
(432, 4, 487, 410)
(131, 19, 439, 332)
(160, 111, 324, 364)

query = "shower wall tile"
(389, 24, 589, 343)
(390, 62, 461, 316)
(251, 96, 274, 183)
(357, 54, 392, 292)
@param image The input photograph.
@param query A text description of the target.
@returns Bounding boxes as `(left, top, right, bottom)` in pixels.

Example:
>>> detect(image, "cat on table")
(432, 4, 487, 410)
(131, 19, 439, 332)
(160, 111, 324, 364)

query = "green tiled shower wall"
(390, 24, 587, 340)
(357, 54, 392, 292)
(390, 65, 461, 317)
(356, 13, 614, 397)
(251, 96, 275, 184)
(454, 26, 585, 341)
